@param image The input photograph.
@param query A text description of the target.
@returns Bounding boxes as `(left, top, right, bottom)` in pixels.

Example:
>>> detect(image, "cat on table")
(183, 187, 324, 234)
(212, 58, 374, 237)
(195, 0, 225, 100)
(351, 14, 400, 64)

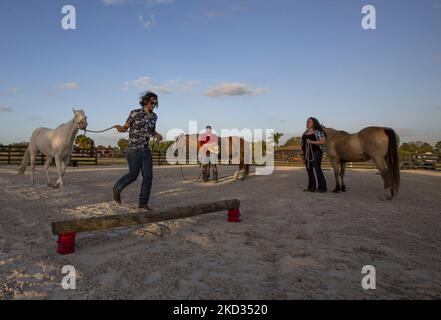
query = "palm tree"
(271, 132, 284, 149)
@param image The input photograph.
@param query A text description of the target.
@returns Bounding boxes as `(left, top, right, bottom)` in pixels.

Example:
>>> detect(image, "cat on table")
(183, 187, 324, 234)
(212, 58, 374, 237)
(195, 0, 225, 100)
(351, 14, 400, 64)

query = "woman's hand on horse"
(114, 125, 126, 133)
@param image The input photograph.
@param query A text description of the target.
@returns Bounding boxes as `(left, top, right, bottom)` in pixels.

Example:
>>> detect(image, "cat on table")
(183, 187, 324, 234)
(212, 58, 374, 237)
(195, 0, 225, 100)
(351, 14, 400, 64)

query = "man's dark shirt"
(126, 108, 157, 151)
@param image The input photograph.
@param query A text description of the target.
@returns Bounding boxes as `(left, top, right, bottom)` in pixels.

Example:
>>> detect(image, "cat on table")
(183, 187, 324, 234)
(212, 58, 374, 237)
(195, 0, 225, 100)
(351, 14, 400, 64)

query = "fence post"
(8, 145, 11, 165)
(95, 148, 98, 165)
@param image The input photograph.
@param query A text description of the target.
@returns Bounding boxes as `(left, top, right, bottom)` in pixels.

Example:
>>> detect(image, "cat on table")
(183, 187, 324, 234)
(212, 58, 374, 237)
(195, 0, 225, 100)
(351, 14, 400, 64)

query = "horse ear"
(72, 108, 76, 114)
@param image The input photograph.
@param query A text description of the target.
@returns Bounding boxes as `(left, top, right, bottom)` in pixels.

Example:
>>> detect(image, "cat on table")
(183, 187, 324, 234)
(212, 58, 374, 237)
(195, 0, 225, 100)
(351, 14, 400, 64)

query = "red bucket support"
(57, 232, 76, 255)
(228, 208, 241, 223)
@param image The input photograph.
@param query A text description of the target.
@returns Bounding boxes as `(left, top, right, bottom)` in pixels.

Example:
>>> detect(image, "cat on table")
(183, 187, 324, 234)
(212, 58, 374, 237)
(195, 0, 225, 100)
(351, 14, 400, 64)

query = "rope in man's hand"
(83, 126, 163, 153)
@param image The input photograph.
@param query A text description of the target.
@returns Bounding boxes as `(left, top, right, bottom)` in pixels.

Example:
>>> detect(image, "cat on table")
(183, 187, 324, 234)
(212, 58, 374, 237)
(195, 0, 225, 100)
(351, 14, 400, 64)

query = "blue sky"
(0, 0, 440, 146)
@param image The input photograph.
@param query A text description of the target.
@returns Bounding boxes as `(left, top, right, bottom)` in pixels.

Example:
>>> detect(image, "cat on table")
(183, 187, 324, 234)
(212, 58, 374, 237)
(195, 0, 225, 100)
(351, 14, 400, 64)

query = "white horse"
(18, 109, 88, 188)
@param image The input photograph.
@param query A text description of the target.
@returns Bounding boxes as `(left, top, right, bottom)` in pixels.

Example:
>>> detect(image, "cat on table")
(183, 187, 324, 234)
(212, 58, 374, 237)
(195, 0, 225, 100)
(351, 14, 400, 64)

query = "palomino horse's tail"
(18, 147, 30, 175)
(384, 128, 400, 197)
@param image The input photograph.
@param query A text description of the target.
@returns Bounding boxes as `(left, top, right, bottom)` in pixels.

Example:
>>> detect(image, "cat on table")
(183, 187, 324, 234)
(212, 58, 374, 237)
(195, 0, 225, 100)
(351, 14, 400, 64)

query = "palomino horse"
(322, 126, 400, 200)
(173, 134, 251, 180)
(18, 109, 88, 188)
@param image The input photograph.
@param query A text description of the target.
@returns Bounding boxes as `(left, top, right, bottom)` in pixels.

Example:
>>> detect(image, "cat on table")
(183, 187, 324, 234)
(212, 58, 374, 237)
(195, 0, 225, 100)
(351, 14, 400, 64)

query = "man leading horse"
(113, 91, 163, 211)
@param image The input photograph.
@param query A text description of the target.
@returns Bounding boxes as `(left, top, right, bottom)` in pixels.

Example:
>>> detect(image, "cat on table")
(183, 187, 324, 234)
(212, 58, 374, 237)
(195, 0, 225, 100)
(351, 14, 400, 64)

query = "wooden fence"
(0, 145, 439, 170)
(0, 145, 166, 167)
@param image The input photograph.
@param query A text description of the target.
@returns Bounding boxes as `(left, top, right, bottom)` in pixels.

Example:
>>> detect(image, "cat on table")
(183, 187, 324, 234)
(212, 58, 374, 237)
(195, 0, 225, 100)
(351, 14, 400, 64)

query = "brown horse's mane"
(322, 126, 349, 136)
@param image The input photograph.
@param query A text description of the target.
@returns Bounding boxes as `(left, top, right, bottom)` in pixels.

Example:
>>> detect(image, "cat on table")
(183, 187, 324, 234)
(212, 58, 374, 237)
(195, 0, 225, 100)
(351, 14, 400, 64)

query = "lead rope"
(304, 142, 315, 169)
(84, 126, 162, 160)
(179, 164, 202, 183)
(84, 127, 201, 181)
(83, 126, 115, 134)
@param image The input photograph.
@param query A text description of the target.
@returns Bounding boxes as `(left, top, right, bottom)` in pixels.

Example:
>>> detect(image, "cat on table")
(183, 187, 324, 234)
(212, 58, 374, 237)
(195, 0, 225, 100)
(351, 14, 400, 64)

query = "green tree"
(11, 142, 29, 147)
(117, 138, 129, 152)
(282, 136, 301, 147)
(399, 143, 418, 154)
(270, 132, 284, 149)
(74, 135, 95, 149)
(435, 141, 441, 152)
(418, 143, 433, 154)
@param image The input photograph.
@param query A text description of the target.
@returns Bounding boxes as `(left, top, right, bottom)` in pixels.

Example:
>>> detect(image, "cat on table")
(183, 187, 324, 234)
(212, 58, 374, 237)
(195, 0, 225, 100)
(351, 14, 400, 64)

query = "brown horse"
(174, 134, 251, 181)
(322, 126, 400, 200)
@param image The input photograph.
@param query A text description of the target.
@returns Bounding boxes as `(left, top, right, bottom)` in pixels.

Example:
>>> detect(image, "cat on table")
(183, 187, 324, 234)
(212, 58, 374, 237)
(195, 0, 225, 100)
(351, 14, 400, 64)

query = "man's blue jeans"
(114, 149, 153, 205)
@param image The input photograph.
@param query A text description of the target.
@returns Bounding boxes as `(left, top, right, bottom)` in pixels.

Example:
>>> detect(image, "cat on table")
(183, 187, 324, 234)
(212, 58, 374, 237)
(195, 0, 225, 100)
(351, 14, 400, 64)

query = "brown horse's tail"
(384, 128, 400, 197)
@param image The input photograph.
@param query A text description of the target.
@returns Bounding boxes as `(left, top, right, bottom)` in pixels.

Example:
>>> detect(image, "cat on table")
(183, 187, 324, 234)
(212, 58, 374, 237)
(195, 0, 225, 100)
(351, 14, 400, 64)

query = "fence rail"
(0, 145, 440, 170)
(0, 145, 166, 167)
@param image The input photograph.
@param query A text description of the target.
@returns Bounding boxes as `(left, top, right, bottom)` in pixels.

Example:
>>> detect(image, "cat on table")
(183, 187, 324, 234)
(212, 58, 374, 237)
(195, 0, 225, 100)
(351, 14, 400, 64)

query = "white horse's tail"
(18, 147, 30, 175)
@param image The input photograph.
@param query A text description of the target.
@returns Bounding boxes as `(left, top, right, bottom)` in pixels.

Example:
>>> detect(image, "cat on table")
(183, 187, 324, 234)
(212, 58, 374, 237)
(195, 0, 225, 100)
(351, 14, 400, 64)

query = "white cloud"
(101, 0, 125, 5)
(48, 82, 79, 95)
(203, 83, 268, 97)
(58, 82, 79, 90)
(0, 87, 23, 96)
(202, 4, 248, 20)
(123, 77, 199, 94)
(0, 106, 13, 112)
(138, 14, 156, 29)
(102, 0, 174, 6)
(133, 76, 152, 90)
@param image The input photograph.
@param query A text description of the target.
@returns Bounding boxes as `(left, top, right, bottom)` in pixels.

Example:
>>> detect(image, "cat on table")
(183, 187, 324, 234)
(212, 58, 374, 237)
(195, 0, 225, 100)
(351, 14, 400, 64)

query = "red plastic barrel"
(228, 208, 241, 223)
(57, 232, 76, 255)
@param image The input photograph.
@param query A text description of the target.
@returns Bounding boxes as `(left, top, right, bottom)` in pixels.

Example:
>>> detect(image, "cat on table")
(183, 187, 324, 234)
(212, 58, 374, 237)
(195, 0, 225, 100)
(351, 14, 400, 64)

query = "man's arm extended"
(114, 123, 163, 141)
(114, 123, 130, 133)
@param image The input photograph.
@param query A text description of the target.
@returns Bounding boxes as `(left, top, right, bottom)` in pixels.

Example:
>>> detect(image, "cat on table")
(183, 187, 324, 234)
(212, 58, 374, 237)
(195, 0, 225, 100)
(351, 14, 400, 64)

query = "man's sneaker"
(139, 204, 154, 211)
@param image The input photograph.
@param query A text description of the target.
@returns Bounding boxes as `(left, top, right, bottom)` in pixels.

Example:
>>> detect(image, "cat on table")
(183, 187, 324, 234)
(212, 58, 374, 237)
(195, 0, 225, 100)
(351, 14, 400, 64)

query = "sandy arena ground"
(0, 164, 440, 299)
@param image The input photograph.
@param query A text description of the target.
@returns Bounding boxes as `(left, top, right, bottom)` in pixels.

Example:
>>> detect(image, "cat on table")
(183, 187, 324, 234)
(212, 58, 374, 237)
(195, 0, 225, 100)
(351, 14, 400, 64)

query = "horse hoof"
(341, 186, 346, 192)
(332, 189, 340, 193)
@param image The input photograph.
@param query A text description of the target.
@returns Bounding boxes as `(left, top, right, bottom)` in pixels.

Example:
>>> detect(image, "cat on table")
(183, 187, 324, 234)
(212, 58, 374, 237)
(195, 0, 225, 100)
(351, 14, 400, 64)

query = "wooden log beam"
(52, 199, 240, 235)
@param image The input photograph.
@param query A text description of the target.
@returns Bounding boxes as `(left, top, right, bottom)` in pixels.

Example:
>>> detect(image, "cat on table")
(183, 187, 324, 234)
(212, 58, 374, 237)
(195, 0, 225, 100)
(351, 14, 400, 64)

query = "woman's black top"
(302, 132, 321, 155)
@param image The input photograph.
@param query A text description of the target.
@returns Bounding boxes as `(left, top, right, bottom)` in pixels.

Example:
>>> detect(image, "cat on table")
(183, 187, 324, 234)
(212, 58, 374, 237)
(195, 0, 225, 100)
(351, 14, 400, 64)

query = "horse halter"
(74, 116, 88, 130)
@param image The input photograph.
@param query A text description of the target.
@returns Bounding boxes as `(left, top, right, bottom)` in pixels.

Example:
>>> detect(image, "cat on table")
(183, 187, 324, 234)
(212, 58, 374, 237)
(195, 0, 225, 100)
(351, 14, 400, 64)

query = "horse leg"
(331, 161, 341, 193)
(240, 162, 246, 181)
(233, 163, 242, 180)
(237, 163, 245, 180)
(44, 156, 53, 187)
(244, 164, 250, 179)
(30, 152, 36, 185)
(373, 158, 392, 200)
(54, 155, 64, 188)
(340, 162, 347, 192)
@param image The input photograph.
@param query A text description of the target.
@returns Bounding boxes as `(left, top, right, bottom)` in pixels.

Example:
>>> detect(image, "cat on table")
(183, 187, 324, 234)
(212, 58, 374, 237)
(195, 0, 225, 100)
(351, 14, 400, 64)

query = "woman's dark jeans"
(305, 150, 327, 192)
(114, 149, 153, 205)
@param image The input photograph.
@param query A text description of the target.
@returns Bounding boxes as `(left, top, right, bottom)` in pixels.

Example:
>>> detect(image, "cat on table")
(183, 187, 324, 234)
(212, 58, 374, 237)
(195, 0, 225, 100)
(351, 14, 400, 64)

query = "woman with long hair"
(301, 117, 327, 193)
